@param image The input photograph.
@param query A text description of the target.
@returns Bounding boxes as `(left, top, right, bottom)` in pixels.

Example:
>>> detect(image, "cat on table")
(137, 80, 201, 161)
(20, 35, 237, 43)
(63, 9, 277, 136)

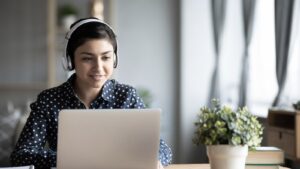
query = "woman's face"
(74, 38, 114, 90)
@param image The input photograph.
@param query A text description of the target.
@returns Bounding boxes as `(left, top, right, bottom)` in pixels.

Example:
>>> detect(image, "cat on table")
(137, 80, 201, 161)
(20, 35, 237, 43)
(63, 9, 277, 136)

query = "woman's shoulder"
(107, 80, 145, 108)
(37, 81, 71, 98)
(109, 79, 137, 92)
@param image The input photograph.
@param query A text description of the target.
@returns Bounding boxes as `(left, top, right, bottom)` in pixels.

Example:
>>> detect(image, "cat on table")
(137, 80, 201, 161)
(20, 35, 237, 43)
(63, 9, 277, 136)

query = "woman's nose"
(94, 58, 103, 70)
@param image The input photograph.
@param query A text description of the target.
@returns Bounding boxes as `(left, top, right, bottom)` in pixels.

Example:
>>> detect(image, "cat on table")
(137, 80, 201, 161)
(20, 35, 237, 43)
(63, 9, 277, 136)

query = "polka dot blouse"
(10, 74, 172, 168)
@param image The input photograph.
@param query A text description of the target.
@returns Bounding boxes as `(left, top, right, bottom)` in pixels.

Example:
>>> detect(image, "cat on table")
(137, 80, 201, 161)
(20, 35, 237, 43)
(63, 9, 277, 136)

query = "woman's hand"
(158, 161, 164, 169)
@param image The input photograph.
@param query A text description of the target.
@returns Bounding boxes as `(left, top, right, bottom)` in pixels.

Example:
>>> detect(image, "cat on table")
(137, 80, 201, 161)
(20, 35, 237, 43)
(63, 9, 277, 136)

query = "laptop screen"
(56, 109, 161, 169)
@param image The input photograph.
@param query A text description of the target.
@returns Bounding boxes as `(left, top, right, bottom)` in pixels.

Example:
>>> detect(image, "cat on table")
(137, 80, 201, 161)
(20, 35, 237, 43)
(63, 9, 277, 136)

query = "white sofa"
(0, 103, 29, 167)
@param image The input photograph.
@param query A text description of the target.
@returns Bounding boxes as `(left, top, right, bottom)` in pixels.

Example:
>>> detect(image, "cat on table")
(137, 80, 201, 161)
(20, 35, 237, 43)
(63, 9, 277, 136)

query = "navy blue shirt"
(10, 74, 172, 168)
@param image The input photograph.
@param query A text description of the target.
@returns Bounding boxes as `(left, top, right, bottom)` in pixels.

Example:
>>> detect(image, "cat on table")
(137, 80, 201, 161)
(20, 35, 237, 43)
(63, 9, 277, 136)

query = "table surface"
(166, 164, 209, 169)
(166, 164, 289, 169)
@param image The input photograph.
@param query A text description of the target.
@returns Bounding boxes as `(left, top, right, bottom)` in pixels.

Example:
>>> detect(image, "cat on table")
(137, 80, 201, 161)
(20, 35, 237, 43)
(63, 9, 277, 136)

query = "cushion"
(0, 102, 21, 166)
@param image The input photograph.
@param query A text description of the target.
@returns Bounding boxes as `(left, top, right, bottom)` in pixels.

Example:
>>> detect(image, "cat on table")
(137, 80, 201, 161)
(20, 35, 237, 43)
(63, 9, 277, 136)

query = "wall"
(179, 0, 214, 163)
(109, 0, 180, 161)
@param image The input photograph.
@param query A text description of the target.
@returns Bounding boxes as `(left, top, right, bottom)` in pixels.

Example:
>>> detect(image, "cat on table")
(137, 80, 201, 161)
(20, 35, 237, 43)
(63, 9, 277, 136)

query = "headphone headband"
(65, 18, 115, 40)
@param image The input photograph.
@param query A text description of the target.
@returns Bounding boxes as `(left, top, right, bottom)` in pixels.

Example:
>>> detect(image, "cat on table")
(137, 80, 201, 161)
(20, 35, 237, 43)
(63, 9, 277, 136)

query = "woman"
(10, 17, 172, 169)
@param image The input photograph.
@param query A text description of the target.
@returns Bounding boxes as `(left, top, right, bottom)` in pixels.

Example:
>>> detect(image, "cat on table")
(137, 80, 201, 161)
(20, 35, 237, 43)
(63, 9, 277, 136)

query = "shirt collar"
(64, 73, 115, 102)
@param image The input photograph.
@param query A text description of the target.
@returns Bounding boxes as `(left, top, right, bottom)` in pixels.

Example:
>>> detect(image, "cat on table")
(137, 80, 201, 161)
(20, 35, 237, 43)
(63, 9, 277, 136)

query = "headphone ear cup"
(63, 37, 73, 70)
(62, 55, 69, 70)
(62, 54, 73, 71)
(113, 54, 118, 68)
(67, 55, 73, 70)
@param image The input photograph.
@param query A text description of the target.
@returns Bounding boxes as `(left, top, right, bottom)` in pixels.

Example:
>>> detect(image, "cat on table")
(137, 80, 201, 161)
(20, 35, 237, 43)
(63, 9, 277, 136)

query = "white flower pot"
(207, 145, 248, 169)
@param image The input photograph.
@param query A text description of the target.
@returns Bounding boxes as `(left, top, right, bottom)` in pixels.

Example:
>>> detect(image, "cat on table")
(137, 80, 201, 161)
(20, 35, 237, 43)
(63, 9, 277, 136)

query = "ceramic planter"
(207, 145, 248, 169)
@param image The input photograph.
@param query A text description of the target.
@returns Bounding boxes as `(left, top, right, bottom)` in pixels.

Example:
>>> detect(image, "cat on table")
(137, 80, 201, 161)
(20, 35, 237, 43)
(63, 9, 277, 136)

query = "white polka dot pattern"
(10, 74, 172, 168)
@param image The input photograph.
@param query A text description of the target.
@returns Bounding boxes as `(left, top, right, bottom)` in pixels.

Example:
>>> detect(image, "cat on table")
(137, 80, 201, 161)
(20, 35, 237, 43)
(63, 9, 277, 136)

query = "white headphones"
(65, 18, 115, 40)
(63, 18, 118, 70)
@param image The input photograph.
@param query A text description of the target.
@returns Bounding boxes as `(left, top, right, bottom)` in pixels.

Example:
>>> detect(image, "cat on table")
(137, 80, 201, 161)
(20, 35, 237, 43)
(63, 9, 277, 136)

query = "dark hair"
(65, 17, 118, 70)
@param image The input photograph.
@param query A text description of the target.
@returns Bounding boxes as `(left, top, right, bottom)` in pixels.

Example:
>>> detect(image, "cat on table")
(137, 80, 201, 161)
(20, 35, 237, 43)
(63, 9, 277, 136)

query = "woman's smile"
(90, 74, 105, 81)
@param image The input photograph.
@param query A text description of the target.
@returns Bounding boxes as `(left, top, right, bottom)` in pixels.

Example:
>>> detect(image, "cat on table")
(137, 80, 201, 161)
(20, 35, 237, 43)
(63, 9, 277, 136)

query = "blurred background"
(0, 0, 300, 167)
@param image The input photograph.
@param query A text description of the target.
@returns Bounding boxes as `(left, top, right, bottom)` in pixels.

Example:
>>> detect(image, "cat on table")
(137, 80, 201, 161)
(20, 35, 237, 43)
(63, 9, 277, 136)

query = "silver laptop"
(56, 109, 161, 169)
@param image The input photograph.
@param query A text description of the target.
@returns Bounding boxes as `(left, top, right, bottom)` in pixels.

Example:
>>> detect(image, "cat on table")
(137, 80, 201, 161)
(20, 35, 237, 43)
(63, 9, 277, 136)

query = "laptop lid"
(56, 109, 161, 169)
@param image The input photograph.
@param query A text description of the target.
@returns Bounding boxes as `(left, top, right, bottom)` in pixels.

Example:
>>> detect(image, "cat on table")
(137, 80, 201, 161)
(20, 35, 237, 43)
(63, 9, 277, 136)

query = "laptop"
(56, 109, 161, 169)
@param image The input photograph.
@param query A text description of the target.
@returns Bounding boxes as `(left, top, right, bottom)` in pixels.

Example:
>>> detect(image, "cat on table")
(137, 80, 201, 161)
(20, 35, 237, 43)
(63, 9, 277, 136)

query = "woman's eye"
(102, 56, 111, 61)
(82, 57, 92, 61)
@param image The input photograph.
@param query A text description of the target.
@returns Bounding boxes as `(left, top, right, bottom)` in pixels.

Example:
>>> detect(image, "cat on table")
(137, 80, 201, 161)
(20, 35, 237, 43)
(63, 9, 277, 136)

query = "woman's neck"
(74, 80, 101, 108)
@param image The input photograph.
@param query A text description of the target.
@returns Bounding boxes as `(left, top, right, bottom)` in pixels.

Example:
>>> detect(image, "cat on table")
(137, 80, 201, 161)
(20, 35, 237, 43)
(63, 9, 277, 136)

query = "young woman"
(10, 17, 172, 169)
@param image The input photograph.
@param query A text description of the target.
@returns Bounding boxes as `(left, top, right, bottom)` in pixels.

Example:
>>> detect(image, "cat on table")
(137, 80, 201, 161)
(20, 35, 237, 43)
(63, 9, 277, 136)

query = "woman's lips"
(90, 74, 105, 80)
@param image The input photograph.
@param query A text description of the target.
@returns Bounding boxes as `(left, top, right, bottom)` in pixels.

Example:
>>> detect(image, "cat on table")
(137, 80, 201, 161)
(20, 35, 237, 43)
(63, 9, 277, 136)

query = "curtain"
(272, 0, 294, 106)
(238, 0, 256, 107)
(279, 0, 300, 105)
(208, 0, 226, 105)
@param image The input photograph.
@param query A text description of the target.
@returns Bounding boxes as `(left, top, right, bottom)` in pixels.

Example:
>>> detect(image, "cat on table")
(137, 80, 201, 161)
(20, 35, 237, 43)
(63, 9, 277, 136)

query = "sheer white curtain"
(208, 0, 226, 105)
(272, 0, 295, 106)
(218, 0, 244, 108)
(205, 0, 279, 116)
(280, 0, 300, 107)
(247, 0, 277, 117)
(238, 0, 256, 107)
(247, 0, 299, 116)
(209, 0, 298, 116)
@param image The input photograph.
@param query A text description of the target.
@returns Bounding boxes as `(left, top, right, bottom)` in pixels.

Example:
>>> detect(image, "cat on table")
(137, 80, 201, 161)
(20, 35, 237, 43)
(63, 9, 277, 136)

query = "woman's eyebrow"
(80, 51, 113, 56)
(100, 51, 113, 55)
(80, 52, 94, 56)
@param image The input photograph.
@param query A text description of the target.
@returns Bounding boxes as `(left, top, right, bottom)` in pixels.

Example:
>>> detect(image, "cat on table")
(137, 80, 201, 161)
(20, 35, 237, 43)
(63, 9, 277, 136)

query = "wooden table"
(166, 164, 290, 169)
(166, 164, 209, 169)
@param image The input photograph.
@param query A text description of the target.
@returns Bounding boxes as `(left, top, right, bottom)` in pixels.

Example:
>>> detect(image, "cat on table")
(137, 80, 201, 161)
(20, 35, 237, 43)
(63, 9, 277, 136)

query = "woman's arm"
(10, 94, 56, 169)
(159, 139, 172, 166)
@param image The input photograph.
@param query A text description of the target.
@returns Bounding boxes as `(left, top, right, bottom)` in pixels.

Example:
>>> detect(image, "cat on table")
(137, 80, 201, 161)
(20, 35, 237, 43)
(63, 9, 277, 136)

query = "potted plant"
(58, 4, 79, 31)
(136, 87, 153, 108)
(193, 99, 263, 169)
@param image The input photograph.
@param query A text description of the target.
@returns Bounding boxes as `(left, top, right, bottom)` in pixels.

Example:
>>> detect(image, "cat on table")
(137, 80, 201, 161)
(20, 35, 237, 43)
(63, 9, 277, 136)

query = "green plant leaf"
(193, 99, 263, 148)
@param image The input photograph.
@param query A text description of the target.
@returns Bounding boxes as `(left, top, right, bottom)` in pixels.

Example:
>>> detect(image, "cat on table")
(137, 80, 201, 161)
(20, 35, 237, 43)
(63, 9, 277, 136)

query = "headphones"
(63, 18, 118, 70)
